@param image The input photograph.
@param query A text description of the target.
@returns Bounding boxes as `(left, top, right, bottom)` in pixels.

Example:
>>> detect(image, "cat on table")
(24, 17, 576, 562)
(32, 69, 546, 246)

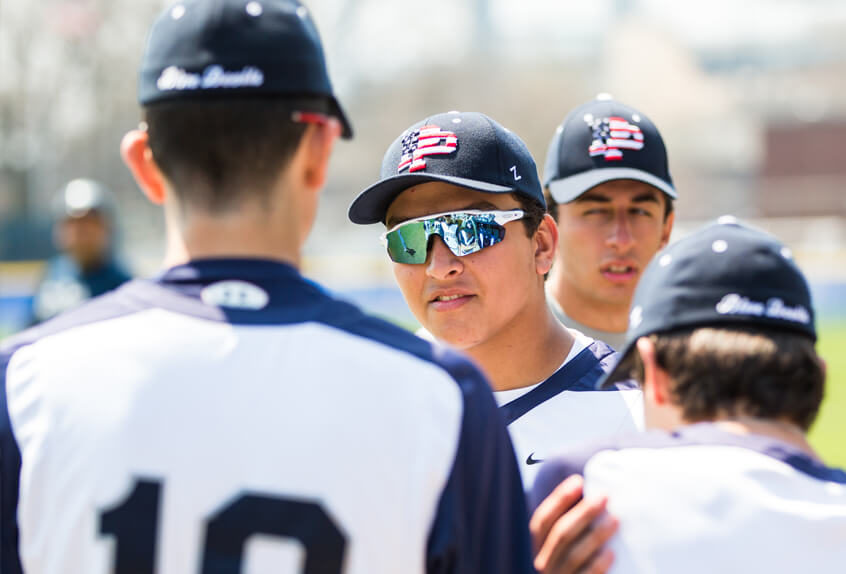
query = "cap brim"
(596, 339, 638, 389)
(548, 167, 677, 204)
(328, 96, 353, 140)
(348, 174, 515, 224)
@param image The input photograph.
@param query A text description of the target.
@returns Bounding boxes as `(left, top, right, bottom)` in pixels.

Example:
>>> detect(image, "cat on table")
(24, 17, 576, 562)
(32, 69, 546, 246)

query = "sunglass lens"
(475, 220, 506, 248)
(385, 223, 427, 264)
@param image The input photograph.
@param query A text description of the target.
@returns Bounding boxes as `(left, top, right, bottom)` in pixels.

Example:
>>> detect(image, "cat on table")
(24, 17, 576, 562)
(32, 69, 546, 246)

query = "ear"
(121, 129, 167, 206)
(298, 119, 341, 193)
(637, 336, 671, 406)
(659, 208, 675, 249)
(533, 213, 559, 276)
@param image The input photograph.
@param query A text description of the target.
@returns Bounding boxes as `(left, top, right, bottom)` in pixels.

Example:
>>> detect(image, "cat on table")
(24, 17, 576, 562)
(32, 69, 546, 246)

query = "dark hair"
(514, 193, 546, 237)
(543, 185, 674, 222)
(143, 99, 310, 213)
(624, 327, 824, 431)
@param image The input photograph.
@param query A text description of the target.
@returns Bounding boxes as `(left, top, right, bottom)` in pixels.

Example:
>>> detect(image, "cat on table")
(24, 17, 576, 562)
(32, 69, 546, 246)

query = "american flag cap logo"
(397, 124, 458, 173)
(587, 116, 644, 161)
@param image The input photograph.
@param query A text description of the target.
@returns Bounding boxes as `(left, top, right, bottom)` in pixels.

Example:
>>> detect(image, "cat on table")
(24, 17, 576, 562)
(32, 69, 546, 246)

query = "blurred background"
(1, 0, 844, 463)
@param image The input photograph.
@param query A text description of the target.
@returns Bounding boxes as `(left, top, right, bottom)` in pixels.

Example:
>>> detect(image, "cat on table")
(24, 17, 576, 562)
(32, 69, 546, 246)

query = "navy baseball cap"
(599, 217, 816, 388)
(138, 0, 352, 139)
(348, 111, 544, 224)
(544, 94, 675, 204)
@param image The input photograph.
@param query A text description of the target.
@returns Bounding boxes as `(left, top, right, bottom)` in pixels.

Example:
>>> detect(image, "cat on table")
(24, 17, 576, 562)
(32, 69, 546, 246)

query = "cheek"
(392, 265, 424, 304)
(632, 222, 668, 252)
(556, 226, 598, 265)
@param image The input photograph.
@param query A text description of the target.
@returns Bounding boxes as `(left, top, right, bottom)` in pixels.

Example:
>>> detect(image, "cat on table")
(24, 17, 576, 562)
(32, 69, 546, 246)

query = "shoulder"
(530, 430, 678, 510)
(560, 340, 636, 392)
(318, 299, 490, 396)
(3, 285, 143, 359)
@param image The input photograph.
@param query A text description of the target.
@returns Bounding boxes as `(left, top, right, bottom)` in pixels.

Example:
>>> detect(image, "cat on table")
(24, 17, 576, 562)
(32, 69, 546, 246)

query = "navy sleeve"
(426, 349, 535, 574)
(0, 344, 23, 574)
(528, 451, 594, 515)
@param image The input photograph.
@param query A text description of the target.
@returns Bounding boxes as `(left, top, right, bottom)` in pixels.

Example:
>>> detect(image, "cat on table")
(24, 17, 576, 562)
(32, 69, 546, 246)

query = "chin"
(430, 327, 484, 351)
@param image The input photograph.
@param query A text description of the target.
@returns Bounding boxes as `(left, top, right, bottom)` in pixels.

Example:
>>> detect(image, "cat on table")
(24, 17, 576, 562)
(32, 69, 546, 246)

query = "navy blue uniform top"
(1, 258, 534, 574)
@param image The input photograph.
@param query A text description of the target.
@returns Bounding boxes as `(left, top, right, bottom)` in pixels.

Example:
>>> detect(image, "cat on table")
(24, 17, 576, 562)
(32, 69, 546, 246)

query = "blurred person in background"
(29, 178, 131, 323)
(543, 95, 675, 350)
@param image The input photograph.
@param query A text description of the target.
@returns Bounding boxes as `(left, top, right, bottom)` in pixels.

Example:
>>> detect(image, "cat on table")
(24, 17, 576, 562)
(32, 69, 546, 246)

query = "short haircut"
(514, 194, 546, 237)
(623, 326, 824, 431)
(543, 185, 674, 222)
(143, 98, 313, 213)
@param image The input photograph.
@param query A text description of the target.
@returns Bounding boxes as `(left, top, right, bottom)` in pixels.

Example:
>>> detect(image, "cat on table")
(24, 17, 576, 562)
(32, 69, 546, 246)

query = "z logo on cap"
(587, 116, 644, 161)
(398, 125, 458, 173)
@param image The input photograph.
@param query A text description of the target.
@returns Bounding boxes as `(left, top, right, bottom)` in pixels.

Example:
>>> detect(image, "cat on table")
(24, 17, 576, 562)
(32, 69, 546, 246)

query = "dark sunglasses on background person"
(380, 209, 525, 264)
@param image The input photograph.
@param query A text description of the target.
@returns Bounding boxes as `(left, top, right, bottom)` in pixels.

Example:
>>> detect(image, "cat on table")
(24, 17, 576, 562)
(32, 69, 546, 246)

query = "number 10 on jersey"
(99, 478, 347, 573)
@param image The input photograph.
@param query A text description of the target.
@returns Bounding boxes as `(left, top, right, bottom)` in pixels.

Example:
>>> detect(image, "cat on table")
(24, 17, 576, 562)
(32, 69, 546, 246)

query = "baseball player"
(0, 2, 533, 573)
(30, 178, 132, 324)
(543, 95, 675, 350)
(348, 111, 643, 491)
(532, 219, 846, 573)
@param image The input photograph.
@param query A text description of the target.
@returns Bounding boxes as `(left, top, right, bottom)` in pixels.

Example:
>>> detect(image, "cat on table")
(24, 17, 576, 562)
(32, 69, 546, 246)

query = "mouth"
(428, 292, 475, 311)
(433, 294, 465, 302)
(600, 263, 638, 283)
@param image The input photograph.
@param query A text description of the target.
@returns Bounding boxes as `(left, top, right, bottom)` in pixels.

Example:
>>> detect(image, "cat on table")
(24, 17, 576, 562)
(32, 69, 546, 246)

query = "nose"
(426, 236, 463, 280)
(606, 212, 634, 252)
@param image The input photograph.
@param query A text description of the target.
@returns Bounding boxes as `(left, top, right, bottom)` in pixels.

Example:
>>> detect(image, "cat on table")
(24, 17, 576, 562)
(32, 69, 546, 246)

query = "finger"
(534, 496, 609, 573)
(557, 513, 618, 574)
(530, 475, 585, 553)
(581, 547, 615, 574)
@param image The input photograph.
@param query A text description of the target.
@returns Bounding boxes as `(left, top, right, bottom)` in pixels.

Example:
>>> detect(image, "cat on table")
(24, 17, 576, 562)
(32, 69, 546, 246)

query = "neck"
(547, 271, 629, 333)
(161, 198, 303, 269)
(711, 416, 819, 459)
(463, 302, 575, 392)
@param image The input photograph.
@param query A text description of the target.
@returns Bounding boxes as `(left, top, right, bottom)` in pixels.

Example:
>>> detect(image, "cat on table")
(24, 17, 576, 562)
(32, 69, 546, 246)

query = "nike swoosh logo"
(526, 452, 544, 465)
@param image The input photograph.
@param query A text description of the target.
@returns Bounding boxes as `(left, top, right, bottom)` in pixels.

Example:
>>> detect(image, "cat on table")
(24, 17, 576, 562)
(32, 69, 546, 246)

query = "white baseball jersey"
(0, 259, 534, 574)
(494, 333, 643, 489)
(532, 422, 846, 573)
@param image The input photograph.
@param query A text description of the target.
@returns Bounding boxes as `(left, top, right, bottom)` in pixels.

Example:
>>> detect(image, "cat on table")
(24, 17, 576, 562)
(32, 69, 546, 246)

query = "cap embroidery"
(156, 65, 264, 92)
(715, 294, 810, 325)
(397, 125, 458, 173)
(587, 116, 644, 161)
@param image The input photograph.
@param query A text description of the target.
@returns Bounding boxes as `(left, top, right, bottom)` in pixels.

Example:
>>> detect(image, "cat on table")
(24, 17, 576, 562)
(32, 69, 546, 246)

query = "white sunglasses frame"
(379, 209, 525, 247)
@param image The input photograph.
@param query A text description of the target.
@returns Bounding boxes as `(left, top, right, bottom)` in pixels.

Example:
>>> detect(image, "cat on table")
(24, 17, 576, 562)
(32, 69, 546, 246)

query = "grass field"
(808, 321, 846, 467)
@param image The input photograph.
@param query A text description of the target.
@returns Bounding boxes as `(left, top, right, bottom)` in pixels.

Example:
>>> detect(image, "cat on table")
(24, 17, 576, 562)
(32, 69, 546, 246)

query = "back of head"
(137, 0, 352, 212)
(601, 218, 823, 429)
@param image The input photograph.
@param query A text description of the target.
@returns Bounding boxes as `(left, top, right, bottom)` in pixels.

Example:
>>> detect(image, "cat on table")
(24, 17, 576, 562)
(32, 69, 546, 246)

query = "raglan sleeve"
(529, 447, 597, 514)
(0, 342, 24, 574)
(425, 353, 536, 574)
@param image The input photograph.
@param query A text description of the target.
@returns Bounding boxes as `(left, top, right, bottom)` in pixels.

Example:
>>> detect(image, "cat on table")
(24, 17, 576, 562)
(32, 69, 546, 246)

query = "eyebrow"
(575, 191, 661, 205)
(386, 200, 500, 228)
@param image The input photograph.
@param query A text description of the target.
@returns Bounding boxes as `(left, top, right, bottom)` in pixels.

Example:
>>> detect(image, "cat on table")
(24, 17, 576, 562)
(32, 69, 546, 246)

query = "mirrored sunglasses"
(380, 209, 525, 264)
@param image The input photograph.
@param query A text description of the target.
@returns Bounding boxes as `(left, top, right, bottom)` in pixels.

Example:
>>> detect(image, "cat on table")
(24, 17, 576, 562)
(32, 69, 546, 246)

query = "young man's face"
(56, 211, 111, 271)
(553, 179, 674, 309)
(385, 182, 544, 350)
